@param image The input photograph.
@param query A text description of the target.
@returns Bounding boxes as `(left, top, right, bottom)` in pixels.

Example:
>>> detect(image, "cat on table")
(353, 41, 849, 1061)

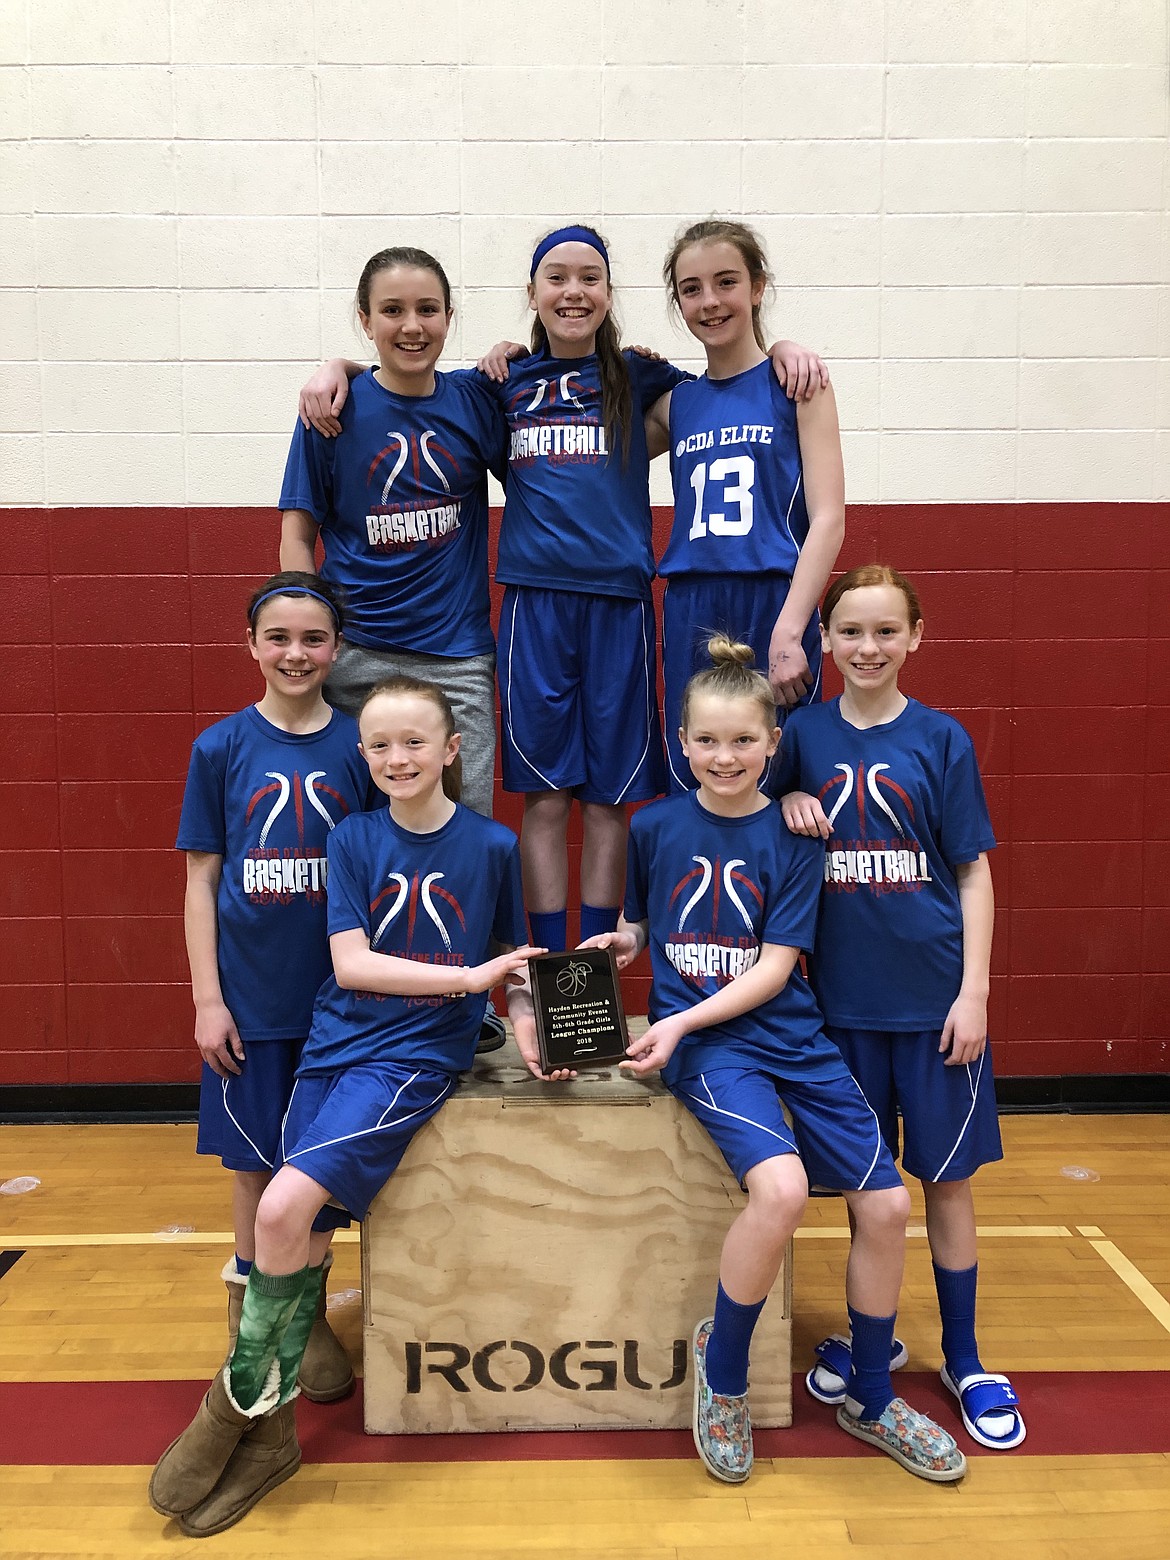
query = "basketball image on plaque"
(529, 949, 629, 1073)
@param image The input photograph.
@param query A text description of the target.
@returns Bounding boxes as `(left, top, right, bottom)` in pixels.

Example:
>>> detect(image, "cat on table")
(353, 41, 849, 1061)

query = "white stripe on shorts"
(284, 1072, 453, 1162)
(930, 1051, 984, 1182)
(680, 1072, 799, 1153)
(612, 597, 656, 804)
(222, 1074, 274, 1169)
(502, 593, 560, 789)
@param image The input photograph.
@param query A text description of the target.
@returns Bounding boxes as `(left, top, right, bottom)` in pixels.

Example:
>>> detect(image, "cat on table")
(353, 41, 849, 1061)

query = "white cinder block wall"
(1, 0, 1166, 508)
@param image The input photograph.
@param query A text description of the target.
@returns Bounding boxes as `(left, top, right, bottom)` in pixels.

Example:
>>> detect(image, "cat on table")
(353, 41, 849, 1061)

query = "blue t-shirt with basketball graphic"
(297, 804, 525, 1076)
(660, 358, 808, 579)
(279, 367, 507, 657)
(177, 706, 371, 1042)
(772, 697, 996, 1030)
(625, 792, 844, 1088)
(487, 348, 687, 599)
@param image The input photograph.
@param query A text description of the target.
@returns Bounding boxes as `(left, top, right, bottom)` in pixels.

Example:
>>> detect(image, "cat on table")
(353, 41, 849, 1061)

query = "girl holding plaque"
(151, 678, 554, 1537)
(583, 638, 964, 1487)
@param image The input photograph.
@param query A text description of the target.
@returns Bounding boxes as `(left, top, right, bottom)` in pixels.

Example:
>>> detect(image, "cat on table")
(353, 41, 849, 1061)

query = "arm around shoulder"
(280, 508, 320, 574)
(643, 390, 673, 462)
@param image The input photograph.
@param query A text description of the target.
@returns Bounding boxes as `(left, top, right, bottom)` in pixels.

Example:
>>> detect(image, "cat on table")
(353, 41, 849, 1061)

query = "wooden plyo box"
(362, 1042, 792, 1434)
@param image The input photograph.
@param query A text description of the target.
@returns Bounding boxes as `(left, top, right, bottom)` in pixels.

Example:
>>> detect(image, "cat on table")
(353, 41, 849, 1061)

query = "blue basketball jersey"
(660, 359, 809, 579)
(176, 706, 371, 1041)
(298, 804, 525, 1076)
(279, 368, 506, 657)
(625, 793, 845, 1088)
(487, 348, 687, 599)
(772, 698, 996, 1030)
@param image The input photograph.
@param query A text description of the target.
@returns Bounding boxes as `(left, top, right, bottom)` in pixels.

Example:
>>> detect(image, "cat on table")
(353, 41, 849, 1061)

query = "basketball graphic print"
(240, 767, 353, 904)
(556, 960, 591, 997)
(246, 769, 349, 849)
(369, 427, 461, 503)
(663, 855, 765, 992)
(364, 426, 467, 554)
(820, 761, 915, 841)
(369, 870, 467, 955)
(669, 855, 764, 935)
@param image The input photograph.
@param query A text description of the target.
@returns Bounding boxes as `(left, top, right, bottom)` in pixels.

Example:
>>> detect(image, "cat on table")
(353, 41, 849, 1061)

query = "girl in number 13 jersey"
(644, 219, 846, 793)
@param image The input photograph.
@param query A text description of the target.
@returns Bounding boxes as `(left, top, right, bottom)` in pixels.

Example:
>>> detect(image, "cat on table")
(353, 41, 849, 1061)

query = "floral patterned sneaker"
(692, 1317, 753, 1484)
(836, 1396, 967, 1483)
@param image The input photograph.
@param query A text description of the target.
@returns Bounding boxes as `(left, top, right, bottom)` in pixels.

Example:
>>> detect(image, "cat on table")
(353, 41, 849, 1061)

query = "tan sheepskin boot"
(296, 1250, 355, 1403)
(148, 1361, 280, 1519)
(178, 1401, 301, 1538)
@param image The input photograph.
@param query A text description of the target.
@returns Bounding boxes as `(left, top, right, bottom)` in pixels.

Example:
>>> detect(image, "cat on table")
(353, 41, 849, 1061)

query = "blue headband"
(530, 226, 610, 279)
(249, 585, 340, 629)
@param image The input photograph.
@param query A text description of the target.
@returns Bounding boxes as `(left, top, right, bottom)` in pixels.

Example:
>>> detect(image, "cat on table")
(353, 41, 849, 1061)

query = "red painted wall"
(4, 501, 1166, 1086)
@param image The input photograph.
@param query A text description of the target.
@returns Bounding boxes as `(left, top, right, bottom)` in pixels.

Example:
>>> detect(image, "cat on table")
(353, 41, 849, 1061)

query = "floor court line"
(7, 1224, 1072, 1249)
(1088, 1239, 1170, 1336)
(12, 1227, 1166, 1339)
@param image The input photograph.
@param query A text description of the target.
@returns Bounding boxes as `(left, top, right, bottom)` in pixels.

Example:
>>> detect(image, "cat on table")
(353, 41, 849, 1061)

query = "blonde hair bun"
(705, 633, 755, 668)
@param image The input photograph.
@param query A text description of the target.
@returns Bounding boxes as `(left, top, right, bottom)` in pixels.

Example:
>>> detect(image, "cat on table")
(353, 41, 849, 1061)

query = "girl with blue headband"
(176, 570, 373, 1407)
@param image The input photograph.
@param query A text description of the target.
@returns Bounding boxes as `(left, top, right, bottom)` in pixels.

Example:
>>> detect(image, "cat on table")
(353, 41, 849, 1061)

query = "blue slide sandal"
(805, 1332, 909, 1406)
(941, 1365, 1026, 1449)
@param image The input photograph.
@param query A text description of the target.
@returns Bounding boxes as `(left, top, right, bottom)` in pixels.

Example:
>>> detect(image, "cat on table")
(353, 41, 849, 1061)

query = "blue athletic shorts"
(276, 1063, 455, 1223)
(498, 585, 666, 804)
(669, 1063, 903, 1192)
(662, 574, 822, 795)
(196, 1039, 302, 1172)
(826, 1027, 1004, 1183)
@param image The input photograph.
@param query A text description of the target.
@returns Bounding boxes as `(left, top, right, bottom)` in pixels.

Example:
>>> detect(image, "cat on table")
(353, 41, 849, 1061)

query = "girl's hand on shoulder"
(769, 340, 831, 402)
(476, 341, 529, 383)
(781, 790, 830, 839)
(195, 1003, 245, 1078)
(467, 944, 545, 994)
(619, 1015, 685, 1078)
(577, 929, 640, 970)
(628, 344, 665, 362)
(512, 1013, 577, 1084)
(298, 360, 353, 437)
(939, 994, 988, 1067)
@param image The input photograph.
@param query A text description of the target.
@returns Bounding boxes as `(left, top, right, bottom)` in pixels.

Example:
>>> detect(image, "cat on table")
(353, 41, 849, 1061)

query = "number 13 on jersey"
(688, 456, 755, 539)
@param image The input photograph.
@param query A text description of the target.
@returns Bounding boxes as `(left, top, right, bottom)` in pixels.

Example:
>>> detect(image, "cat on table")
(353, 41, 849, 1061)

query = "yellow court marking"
(1077, 1225, 1105, 1238)
(9, 1225, 1074, 1249)
(10, 1229, 359, 1249)
(1089, 1239, 1170, 1336)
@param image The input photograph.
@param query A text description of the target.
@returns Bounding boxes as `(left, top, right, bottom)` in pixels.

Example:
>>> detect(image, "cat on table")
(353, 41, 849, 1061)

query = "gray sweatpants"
(326, 641, 497, 818)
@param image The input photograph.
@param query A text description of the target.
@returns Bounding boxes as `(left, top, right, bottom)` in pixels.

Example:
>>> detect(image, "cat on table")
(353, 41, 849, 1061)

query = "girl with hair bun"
(583, 636, 964, 1488)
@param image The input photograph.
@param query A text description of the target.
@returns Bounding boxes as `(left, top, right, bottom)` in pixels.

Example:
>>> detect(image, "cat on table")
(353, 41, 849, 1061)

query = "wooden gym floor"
(1, 1113, 1168, 1559)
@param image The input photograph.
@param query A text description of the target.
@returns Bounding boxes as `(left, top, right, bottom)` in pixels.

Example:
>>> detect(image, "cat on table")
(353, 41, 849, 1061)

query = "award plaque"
(529, 949, 630, 1072)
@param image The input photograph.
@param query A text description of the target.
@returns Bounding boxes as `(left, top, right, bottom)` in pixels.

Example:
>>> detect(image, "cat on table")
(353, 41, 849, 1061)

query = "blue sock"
(528, 909, 567, 953)
(703, 1283, 765, 1396)
(933, 1261, 982, 1381)
(845, 1304, 896, 1420)
(235, 1255, 253, 1278)
(579, 902, 619, 942)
